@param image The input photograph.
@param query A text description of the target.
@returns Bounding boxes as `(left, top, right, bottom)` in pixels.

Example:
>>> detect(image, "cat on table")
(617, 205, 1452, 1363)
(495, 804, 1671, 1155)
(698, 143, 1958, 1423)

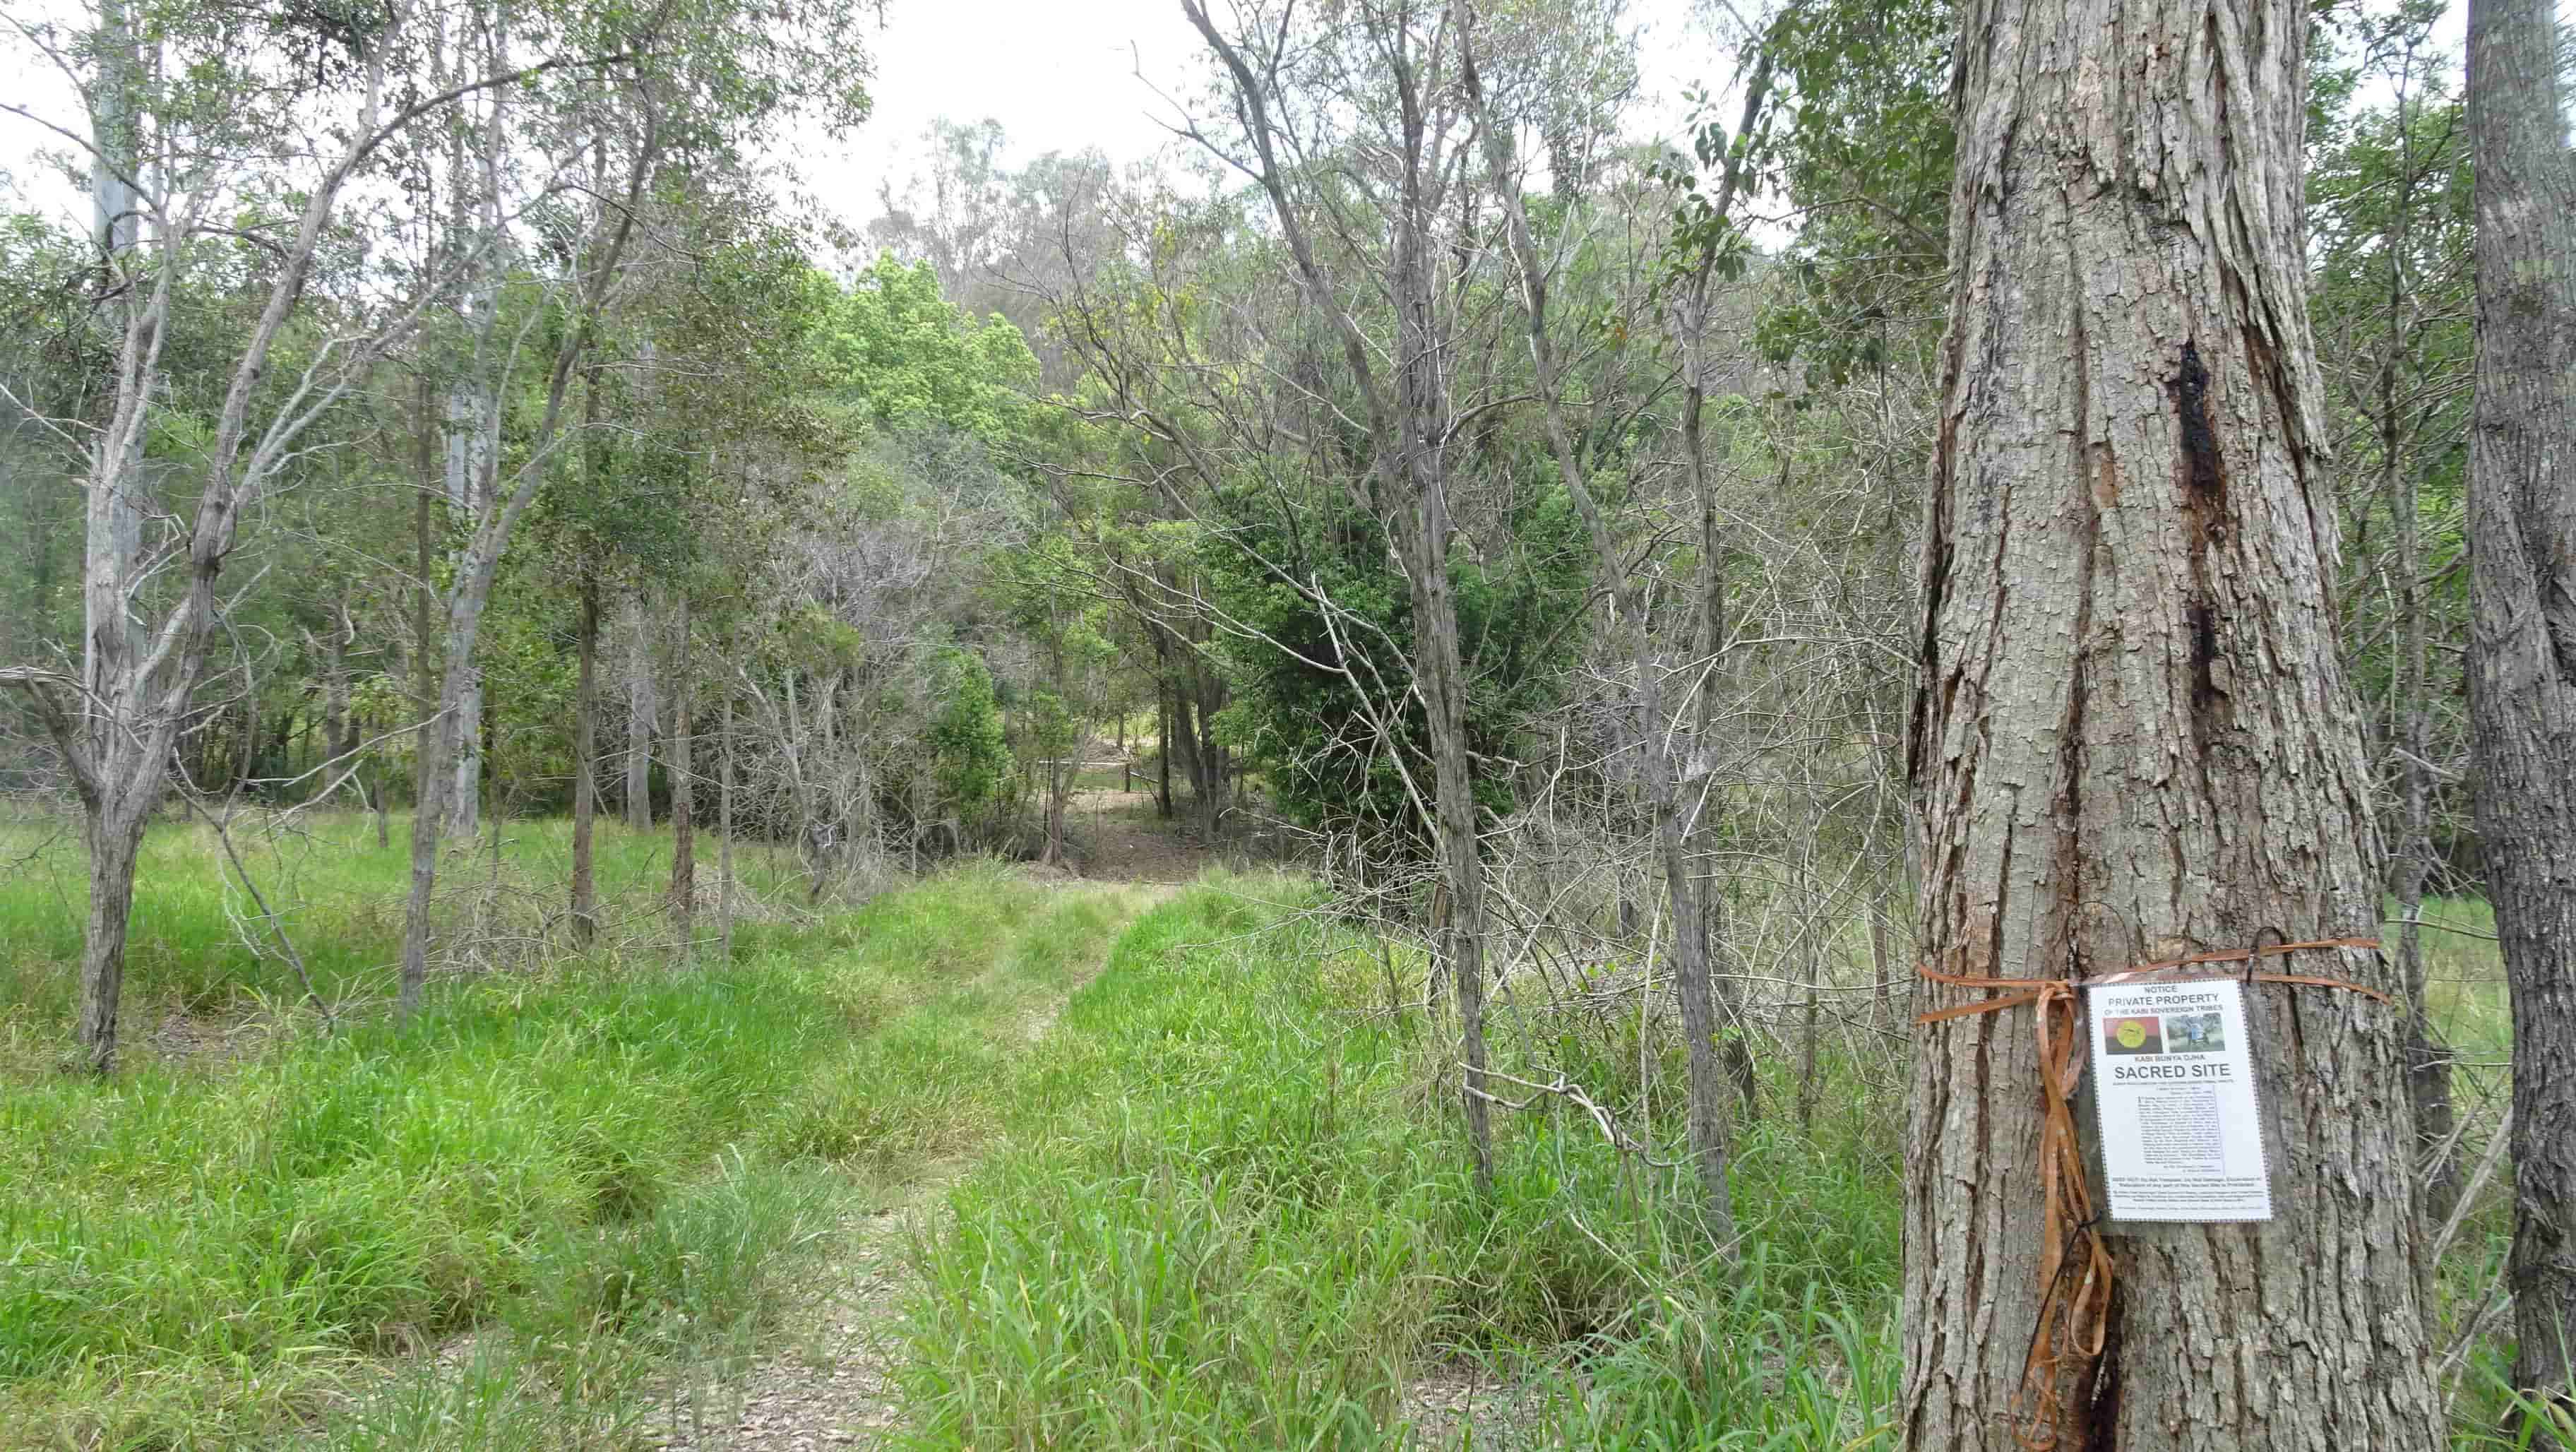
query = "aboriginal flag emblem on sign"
(2103, 1016, 2164, 1056)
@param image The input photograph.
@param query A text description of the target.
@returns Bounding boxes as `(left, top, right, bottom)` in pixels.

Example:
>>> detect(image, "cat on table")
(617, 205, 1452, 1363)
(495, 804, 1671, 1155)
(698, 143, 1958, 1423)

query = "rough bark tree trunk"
(2466, 0, 2576, 1402)
(1904, 1, 2444, 1446)
(73, 804, 147, 1070)
(571, 571, 600, 947)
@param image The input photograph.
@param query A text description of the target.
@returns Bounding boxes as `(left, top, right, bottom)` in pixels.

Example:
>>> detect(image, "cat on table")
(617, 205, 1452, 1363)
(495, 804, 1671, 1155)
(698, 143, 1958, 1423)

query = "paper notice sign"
(2088, 978, 2272, 1222)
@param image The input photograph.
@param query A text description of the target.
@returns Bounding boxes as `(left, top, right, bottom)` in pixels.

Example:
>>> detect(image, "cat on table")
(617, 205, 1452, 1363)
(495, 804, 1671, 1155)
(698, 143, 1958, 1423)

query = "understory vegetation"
(1, 811, 2518, 1448)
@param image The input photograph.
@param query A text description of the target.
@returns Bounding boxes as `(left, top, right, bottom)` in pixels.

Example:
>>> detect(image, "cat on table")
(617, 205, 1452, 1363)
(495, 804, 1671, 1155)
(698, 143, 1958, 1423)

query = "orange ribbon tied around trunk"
(1914, 936, 2391, 1451)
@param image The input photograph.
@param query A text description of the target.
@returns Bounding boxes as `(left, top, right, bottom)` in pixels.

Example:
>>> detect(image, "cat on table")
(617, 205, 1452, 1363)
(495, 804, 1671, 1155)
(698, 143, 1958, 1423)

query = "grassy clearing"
(0, 854, 1135, 1450)
(0, 807, 809, 1057)
(898, 874, 1900, 1451)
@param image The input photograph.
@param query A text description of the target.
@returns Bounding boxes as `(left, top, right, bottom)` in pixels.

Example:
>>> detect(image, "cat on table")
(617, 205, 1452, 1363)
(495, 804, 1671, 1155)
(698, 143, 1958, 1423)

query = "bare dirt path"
(1062, 786, 1208, 883)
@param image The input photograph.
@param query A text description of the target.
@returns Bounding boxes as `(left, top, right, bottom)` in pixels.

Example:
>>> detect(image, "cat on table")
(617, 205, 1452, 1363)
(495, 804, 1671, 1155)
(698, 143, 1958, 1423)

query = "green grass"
(0, 806, 2531, 1449)
(895, 878, 2525, 1451)
(0, 808, 809, 1056)
(897, 874, 1900, 1450)
(0, 852, 1138, 1449)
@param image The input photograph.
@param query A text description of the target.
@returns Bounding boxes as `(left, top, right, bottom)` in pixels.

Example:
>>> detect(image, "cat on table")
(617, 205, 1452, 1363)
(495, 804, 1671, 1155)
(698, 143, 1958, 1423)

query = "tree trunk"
(625, 596, 655, 828)
(720, 681, 735, 960)
(81, 0, 143, 793)
(667, 595, 695, 958)
(371, 712, 390, 849)
(1155, 679, 1174, 819)
(1904, 1, 2443, 1446)
(2372, 94, 2458, 1227)
(74, 803, 148, 1073)
(315, 613, 354, 803)
(2466, 0, 2576, 1403)
(441, 414, 487, 842)
(571, 571, 600, 947)
(1688, 377, 1760, 1124)
(1410, 489, 1491, 1197)
(1461, 24, 1748, 1230)
(1044, 757, 1070, 867)
(412, 420, 437, 814)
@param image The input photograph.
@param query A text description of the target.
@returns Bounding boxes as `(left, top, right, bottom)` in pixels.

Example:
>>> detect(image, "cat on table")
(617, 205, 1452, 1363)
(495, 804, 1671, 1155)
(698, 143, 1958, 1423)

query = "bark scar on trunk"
(2171, 340, 2231, 730)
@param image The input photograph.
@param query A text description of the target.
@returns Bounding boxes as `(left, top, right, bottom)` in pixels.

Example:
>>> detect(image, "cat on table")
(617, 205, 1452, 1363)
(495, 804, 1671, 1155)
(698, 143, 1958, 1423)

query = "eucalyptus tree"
(1173, 0, 1614, 1191)
(0, 0, 662, 1069)
(2464, 0, 2576, 1402)
(1457, 0, 1763, 1239)
(390, 0, 878, 1013)
(1904, 0, 2442, 1444)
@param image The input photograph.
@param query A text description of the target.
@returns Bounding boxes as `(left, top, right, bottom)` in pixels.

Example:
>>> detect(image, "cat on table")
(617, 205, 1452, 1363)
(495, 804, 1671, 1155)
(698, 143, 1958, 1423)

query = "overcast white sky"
(1, 0, 1727, 241)
(1, 0, 2508, 247)
(810, 0, 1721, 232)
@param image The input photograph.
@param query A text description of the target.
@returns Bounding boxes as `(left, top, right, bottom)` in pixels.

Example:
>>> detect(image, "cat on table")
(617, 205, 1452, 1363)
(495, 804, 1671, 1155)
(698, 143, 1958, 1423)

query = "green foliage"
(1750, 0, 1955, 385)
(825, 254, 1040, 444)
(1198, 482, 1590, 834)
(926, 646, 1013, 821)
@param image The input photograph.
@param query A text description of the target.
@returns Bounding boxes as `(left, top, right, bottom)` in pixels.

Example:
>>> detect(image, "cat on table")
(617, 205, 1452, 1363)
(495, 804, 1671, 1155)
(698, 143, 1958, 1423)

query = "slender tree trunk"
(2386, 393, 2456, 1225)
(1459, 25, 1769, 1228)
(625, 596, 655, 828)
(667, 595, 695, 959)
(2373, 102, 2457, 1226)
(398, 691, 451, 1019)
(1044, 758, 1070, 867)
(720, 682, 734, 960)
(1155, 679, 1174, 819)
(1688, 375, 1760, 1121)
(571, 571, 600, 946)
(1796, 922, 1820, 1134)
(1410, 490, 1491, 1196)
(74, 803, 147, 1073)
(371, 714, 390, 850)
(81, 0, 143, 799)
(1904, 1, 2442, 1446)
(2467, 0, 2576, 1402)
(412, 413, 438, 815)
(315, 619, 352, 804)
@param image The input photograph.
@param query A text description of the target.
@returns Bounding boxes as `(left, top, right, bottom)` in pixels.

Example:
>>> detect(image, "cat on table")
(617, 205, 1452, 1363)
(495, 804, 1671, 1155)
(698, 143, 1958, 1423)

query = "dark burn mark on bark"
(2171, 340, 2229, 734)
(2081, 1302, 2123, 1452)
(2172, 340, 2229, 535)
(2188, 601, 2220, 714)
